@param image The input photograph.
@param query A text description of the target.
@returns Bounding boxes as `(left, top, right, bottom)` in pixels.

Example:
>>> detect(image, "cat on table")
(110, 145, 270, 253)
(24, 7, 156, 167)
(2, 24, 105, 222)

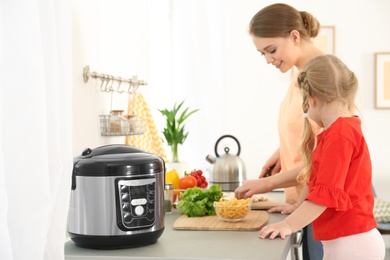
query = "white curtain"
(146, 0, 226, 169)
(0, 0, 72, 259)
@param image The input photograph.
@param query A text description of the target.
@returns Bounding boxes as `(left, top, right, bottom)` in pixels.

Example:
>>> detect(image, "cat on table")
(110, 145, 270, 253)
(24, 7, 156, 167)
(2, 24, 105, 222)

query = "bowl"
(213, 198, 252, 222)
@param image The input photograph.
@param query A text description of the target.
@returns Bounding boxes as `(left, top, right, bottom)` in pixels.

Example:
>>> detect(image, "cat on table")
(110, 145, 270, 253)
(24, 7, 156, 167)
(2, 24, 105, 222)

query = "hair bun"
(300, 11, 320, 38)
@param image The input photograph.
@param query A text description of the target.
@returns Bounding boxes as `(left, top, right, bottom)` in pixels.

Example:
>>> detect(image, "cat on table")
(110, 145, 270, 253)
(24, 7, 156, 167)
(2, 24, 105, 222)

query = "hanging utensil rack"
(83, 65, 147, 93)
(83, 65, 146, 136)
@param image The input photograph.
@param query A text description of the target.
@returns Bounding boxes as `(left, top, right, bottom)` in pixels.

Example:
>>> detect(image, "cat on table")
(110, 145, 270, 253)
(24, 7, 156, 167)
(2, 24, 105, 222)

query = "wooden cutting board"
(251, 194, 287, 210)
(173, 210, 268, 231)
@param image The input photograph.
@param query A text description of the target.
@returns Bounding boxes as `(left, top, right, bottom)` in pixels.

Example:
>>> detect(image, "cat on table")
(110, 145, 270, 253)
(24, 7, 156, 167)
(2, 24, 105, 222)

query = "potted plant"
(159, 100, 199, 163)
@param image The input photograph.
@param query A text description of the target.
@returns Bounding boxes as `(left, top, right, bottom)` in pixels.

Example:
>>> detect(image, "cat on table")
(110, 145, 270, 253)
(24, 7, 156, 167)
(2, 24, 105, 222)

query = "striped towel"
(374, 198, 390, 223)
(126, 92, 167, 160)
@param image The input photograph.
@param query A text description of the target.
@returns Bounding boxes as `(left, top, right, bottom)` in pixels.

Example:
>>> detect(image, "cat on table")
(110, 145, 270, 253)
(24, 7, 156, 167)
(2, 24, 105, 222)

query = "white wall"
(72, 0, 390, 199)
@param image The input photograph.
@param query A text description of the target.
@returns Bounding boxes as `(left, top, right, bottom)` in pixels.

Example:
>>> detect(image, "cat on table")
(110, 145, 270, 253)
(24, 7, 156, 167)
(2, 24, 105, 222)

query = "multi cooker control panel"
(117, 178, 156, 230)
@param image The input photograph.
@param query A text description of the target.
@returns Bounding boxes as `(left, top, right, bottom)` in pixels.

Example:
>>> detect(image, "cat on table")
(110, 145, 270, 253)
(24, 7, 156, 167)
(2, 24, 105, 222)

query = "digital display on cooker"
(130, 185, 146, 198)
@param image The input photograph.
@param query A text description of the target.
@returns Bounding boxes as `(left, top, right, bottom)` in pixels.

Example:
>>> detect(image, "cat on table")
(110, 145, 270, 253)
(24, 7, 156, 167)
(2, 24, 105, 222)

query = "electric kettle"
(206, 135, 246, 191)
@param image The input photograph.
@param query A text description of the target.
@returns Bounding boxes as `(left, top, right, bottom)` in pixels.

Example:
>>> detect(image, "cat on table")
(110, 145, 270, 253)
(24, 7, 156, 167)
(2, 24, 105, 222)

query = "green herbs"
(158, 101, 199, 163)
(177, 184, 223, 217)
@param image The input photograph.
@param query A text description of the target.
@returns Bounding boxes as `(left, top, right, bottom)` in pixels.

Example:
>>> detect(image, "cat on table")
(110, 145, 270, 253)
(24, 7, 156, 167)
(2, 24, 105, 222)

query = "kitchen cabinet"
(65, 192, 301, 260)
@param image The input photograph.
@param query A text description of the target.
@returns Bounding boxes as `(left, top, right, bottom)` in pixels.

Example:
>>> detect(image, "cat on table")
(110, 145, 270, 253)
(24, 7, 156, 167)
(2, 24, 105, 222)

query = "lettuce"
(177, 184, 223, 217)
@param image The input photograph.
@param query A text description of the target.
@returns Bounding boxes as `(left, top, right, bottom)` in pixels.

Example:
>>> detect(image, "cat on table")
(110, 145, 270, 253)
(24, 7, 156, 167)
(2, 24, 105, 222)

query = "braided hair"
(297, 55, 358, 183)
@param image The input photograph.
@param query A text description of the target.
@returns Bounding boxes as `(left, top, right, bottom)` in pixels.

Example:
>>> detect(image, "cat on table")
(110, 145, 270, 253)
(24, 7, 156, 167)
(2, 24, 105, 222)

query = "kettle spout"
(206, 155, 216, 164)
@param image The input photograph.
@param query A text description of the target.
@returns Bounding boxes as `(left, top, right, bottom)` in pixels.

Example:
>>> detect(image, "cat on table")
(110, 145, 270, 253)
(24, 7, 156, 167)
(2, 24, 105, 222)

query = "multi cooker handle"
(214, 134, 241, 158)
(80, 144, 145, 158)
(71, 144, 147, 190)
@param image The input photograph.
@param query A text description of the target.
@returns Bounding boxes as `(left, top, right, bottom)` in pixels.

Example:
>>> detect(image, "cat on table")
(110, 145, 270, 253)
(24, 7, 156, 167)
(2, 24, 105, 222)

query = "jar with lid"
(123, 114, 136, 133)
(109, 110, 125, 133)
(164, 183, 174, 214)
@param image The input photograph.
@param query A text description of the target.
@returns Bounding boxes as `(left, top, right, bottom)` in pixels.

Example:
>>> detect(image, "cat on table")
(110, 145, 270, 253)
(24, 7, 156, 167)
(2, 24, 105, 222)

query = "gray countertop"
(65, 191, 297, 260)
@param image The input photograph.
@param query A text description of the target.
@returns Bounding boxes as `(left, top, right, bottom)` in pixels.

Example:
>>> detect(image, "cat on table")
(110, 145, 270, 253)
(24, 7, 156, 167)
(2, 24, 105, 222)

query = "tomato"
(179, 175, 197, 189)
(200, 182, 207, 188)
(189, 169, 208, 188)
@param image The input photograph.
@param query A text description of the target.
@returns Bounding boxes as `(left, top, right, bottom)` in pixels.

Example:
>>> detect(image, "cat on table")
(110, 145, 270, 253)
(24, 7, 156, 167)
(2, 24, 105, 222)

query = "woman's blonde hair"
(249, 3, 320, 40)
(297, 55, 358, 183)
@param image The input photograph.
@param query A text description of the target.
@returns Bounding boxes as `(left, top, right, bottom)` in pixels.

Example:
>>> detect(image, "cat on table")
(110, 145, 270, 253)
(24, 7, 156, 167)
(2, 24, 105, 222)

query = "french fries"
(214, 198, 252, 220)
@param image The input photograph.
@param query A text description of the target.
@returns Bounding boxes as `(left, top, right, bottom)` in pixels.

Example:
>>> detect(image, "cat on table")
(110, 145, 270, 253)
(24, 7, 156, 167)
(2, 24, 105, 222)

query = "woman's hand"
(259, 221, 294, 240)
(259, 149, 281, 178)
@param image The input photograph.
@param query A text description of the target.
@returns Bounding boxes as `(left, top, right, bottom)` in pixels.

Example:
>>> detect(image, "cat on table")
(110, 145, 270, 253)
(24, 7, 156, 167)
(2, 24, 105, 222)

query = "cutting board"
(251, 194, 287, 210)
(173, 210, 268, 231)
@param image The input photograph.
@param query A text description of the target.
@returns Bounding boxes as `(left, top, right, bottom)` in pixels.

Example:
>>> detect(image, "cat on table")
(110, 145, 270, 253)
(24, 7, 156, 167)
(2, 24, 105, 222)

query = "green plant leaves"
(159, 101, 199, 162)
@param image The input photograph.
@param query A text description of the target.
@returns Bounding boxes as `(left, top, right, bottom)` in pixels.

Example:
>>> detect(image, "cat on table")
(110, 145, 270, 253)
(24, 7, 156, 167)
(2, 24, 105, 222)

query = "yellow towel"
(126, 93, 167, 161)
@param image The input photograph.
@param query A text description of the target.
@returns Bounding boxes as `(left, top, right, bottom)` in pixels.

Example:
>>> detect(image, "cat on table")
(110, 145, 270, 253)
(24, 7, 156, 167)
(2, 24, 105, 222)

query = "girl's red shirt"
(306, 116, 377, 241)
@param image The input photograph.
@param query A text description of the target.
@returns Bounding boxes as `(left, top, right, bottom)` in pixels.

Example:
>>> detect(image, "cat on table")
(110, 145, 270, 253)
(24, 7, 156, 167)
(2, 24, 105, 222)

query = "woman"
(259, 54, 385, 260)
(234, 3, 324, 259)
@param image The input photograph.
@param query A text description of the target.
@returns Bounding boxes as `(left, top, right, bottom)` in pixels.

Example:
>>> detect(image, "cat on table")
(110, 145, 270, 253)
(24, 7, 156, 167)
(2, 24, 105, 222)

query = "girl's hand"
(259, 221, 294, 240)
(234, 179, 271, 199)
(261, 201, 326, 240)
(268, 204, 298, 215)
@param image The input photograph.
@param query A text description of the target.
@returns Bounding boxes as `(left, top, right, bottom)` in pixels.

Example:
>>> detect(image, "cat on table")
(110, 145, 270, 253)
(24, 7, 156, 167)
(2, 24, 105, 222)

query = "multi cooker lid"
(73, 144, 164, 177)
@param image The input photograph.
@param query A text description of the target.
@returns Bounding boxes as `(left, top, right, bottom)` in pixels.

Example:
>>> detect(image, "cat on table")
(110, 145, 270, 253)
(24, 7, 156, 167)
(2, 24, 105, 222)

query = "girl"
(259, 55, 385, 259)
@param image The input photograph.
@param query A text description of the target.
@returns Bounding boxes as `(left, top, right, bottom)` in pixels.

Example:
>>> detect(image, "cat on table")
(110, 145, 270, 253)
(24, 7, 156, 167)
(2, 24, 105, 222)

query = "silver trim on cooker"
(67, 176, 164, 236)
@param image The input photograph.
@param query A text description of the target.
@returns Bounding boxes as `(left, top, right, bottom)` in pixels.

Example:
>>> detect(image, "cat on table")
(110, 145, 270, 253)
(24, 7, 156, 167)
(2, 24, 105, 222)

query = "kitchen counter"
(65, 192, 299, 260)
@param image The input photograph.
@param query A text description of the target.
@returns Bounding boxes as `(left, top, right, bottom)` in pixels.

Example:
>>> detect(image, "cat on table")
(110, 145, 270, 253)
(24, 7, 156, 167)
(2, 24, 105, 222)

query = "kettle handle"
(214, 134, 241, 157)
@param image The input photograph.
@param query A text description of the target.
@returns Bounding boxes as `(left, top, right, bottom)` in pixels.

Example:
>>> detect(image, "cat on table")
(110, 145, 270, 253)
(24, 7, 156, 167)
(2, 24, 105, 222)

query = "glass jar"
(164, 183, 174, 214)
(109, 110, 124, 133)
(123, 114, 136, 133)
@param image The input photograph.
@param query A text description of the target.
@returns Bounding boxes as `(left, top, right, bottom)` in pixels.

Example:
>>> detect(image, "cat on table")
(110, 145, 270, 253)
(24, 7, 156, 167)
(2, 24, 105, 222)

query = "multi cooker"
(67, 144, 165, 249)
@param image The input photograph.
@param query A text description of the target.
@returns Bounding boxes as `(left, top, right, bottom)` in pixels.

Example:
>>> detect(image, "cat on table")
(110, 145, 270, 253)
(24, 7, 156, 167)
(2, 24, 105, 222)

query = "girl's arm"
(235, 165, 303, 199)
(259, 200, 326, 239)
